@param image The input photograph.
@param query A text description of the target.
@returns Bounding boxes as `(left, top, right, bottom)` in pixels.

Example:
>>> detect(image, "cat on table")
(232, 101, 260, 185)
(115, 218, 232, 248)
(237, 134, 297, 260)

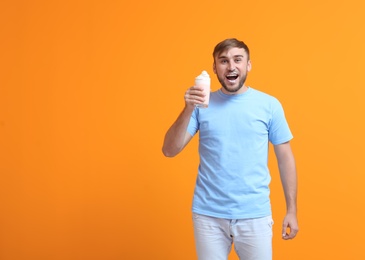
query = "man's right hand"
(184, 86, 206, 108)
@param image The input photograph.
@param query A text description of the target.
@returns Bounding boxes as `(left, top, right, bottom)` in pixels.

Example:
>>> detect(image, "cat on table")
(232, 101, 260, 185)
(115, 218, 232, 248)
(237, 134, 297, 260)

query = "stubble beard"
(218, 73, 247, 94)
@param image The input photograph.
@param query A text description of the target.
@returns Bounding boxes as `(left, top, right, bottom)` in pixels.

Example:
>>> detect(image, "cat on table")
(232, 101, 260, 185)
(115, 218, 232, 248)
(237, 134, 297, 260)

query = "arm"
(162, 85, 206, 157)
(162, 107, 194, 157)
(274, 141, 299, 240)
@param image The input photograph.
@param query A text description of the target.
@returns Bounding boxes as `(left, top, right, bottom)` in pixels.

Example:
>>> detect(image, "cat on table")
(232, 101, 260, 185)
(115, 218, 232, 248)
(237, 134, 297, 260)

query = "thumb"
(282, 221, 288, 238)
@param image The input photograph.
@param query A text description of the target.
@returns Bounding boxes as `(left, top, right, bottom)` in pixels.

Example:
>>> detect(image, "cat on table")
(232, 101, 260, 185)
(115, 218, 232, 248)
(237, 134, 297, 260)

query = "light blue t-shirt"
(187, 87, 293, 219)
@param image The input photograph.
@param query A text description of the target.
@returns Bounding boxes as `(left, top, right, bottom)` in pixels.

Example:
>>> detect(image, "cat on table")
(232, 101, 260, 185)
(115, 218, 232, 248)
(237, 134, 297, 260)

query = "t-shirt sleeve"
(187, 108, 199, 136)
(268, 98, 293, 145)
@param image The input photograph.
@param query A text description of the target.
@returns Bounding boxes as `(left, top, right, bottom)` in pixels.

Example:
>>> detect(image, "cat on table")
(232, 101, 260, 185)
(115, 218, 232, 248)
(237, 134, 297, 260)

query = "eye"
(235, 58, 242, 63)
(220, 59, 228, 64)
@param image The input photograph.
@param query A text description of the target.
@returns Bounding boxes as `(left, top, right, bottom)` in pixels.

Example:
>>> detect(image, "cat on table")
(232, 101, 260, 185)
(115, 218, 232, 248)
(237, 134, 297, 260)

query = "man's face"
(213, 47, 252, 95)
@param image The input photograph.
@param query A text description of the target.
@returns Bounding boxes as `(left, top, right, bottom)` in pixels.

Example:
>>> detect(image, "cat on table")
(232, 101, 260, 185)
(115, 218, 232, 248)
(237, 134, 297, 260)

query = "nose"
(228, 60, 235, 71)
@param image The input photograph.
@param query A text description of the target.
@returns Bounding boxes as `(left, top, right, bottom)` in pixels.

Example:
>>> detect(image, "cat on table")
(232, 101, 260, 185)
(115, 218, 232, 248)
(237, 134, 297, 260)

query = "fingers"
(282, 221, 288, 238)
(185, 86, 206, 106)
(282, 221, 299, 240)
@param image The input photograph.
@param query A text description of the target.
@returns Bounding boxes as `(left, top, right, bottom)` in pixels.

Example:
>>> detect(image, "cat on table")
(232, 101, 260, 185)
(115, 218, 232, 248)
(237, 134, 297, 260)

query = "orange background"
(1, 0, 365, 259)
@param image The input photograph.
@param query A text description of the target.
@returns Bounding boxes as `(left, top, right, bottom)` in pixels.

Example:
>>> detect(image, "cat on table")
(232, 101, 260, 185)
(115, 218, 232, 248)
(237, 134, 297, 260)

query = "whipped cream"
(195, 70, 210, 85)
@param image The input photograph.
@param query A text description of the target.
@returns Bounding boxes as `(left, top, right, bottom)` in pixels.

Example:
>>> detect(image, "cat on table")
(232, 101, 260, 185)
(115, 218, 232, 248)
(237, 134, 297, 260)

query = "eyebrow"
(217, 54, 244, 59)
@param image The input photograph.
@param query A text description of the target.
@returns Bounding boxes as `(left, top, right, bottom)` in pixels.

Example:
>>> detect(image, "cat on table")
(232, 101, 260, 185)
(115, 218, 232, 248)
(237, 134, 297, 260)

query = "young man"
(162, 38, 298, 260)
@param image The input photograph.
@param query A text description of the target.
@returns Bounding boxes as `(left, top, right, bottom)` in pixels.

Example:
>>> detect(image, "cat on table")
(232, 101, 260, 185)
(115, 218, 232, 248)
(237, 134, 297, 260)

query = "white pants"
(193, 213, 273, 260)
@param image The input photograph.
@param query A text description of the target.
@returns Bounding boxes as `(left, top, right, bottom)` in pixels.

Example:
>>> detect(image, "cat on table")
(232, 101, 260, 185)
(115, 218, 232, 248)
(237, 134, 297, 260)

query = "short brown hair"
(213, 38, 250, 61)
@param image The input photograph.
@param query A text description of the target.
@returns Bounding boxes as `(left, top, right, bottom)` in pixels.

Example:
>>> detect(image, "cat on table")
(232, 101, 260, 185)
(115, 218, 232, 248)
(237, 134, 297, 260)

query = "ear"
(213, 62, 217, 74)
(247, 60, 252, 72)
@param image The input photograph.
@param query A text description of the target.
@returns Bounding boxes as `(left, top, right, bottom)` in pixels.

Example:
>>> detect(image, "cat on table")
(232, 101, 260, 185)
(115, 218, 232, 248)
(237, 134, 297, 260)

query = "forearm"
(275, 143, 298, 214)
(279, 155, 297, 214)
(162, 106, 194, 157)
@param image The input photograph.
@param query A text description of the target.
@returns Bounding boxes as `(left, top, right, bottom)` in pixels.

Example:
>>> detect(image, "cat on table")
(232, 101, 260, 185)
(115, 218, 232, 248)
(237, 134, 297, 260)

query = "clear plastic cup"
(195, 71, 210, 108)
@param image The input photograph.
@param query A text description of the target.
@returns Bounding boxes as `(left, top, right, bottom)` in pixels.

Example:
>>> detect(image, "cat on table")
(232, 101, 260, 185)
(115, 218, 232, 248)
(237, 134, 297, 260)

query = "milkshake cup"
(195, 70, 210, 108)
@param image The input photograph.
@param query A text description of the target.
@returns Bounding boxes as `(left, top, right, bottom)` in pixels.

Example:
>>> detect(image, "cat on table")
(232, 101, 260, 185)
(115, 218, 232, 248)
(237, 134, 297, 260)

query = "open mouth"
(226, 74, 239, 82)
